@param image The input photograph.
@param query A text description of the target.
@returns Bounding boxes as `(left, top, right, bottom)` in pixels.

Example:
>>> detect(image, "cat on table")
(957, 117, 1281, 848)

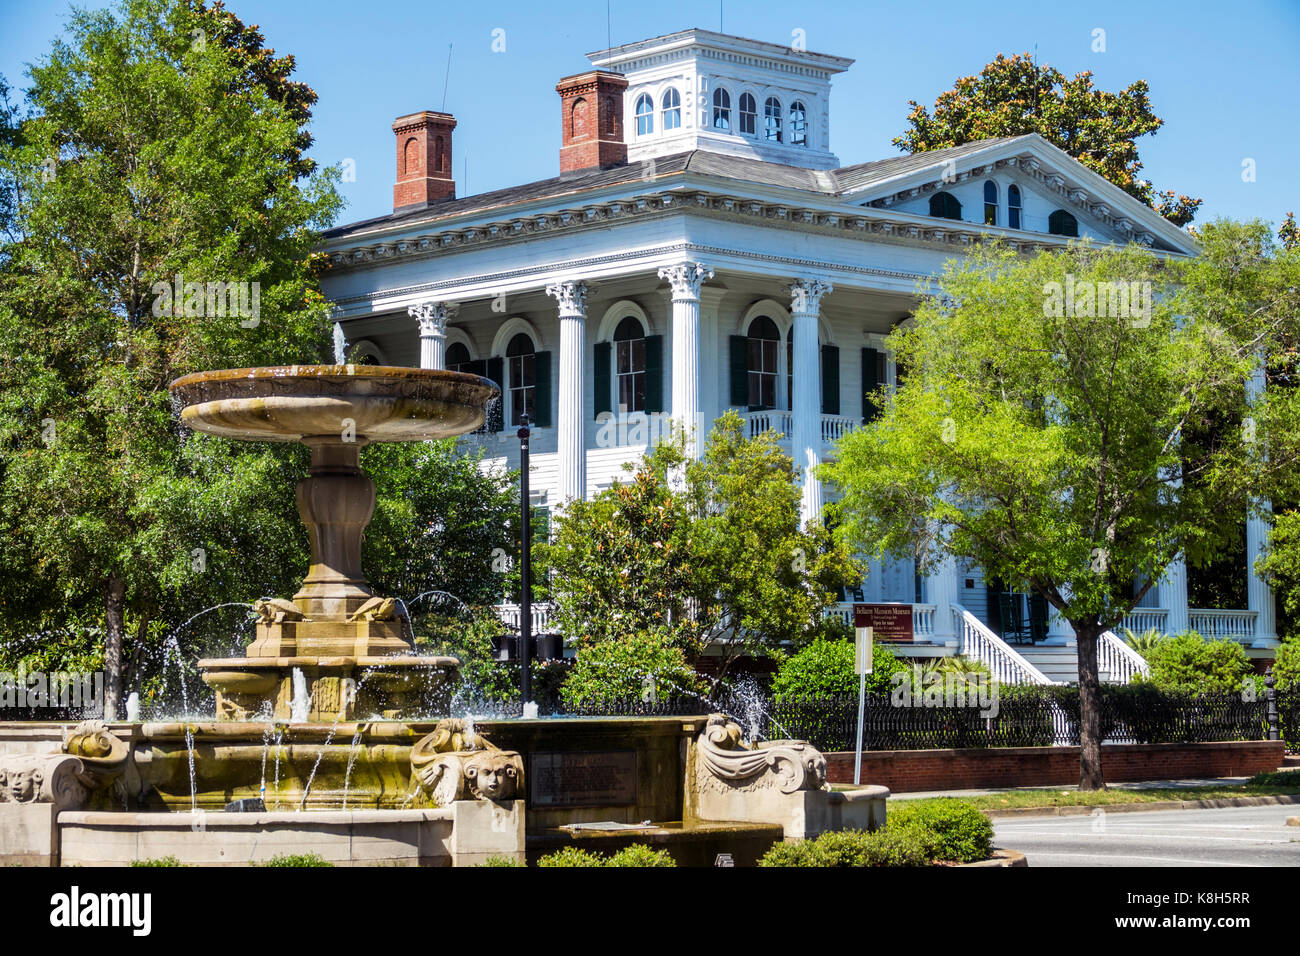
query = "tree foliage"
(893, 53, 1202, 226)
(822, 225, 1300, 787)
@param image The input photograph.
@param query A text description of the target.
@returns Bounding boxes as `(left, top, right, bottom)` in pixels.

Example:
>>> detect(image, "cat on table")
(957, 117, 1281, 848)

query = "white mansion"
(319, 29, 1278, 684)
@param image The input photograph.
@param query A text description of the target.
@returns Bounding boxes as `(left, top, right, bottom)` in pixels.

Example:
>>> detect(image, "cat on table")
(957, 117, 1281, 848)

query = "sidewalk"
(887, 774, 1277, 801)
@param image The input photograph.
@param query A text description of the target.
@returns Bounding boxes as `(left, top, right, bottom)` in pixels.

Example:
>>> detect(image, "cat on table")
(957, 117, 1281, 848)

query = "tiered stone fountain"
(168, 365, 498, 722)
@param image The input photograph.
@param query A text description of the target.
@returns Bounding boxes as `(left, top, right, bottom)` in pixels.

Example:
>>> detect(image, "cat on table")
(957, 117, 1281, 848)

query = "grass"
(895, 773, 1300, 813)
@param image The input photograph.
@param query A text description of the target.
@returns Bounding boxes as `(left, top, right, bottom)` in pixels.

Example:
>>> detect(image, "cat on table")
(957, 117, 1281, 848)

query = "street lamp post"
(518, 415, 532, 708)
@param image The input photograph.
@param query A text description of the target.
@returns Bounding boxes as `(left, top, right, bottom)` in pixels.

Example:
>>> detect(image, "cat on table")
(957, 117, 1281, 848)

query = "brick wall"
(825, 741, 1286, 792)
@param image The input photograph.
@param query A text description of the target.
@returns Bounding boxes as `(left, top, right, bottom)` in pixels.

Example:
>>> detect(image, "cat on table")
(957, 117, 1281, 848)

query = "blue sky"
(2, 0, 1296, 232)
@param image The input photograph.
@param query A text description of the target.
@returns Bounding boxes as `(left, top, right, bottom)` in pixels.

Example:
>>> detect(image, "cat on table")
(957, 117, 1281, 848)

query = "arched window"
(739, 93, 757, 135)
(1048, 209, 1079, 237)
(613, 316, 646, 413)
(984, 181, 998, 226)
(661, 88, 681, 131)
(929, 192, 962, 220)
(403, 137, 420, 175)
(507, 334, 536, 426)
(747, 315, 780, 409)
(1008, 185, 1022, 229)
(446, 342, 471, 371)
(635, 93, 654, 136)
(712, 87, 731, 130)
(763, 97, 782, 142)
(789, 100, 807, 146)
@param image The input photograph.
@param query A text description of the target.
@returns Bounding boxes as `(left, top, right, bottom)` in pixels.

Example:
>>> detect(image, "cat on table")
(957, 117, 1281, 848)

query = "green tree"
(894, 53, 1202, 226)
(822, 226, 1299, 789)
(1135, 630, 1252, 695)
(0, 0, 341, 715)
(770, 638, 907, 699)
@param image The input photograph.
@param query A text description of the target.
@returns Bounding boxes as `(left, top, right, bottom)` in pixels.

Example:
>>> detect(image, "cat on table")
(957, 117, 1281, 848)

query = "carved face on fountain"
(0, 767, 43, 803)
(464, 752, 521, 801)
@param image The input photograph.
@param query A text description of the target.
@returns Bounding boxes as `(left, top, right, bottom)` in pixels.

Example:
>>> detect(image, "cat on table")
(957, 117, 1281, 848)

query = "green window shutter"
(644, 334, 664, 413)
(729, 335, 749, 407)
(485, 356, 504, 432)
(861, 347, 880, 422)
(821, 344, 839, 415)
(593, 341, 612, 417)
(532, 351, 552, 428)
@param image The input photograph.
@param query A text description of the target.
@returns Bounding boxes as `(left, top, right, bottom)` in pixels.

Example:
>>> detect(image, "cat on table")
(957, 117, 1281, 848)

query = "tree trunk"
(1073, 620, 1106, 790)
(103, 575, 126, 721)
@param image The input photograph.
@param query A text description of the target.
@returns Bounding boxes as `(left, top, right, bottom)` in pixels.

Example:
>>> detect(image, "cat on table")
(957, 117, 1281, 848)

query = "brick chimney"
(392, 111, 456, 210)
(556, 71, 628, 174)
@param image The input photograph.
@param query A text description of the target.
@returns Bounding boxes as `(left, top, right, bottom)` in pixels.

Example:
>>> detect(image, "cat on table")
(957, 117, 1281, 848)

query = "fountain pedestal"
(169, 365, 499, 722)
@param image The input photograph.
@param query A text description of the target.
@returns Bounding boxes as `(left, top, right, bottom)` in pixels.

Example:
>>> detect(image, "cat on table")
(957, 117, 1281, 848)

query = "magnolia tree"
(822, 224, 1300, 789)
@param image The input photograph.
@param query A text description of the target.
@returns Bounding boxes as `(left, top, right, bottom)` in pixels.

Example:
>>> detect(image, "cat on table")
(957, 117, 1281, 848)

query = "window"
(984, 181, 998, 226)
(446, 342, 471, 371)
(635, 93, 654, 136)
(929, 192, 962, 220)
(661, 88, 681, 131)
(739, 92, 757, 135)
(712, 87, 731, 130)
(789, 100, 807, 146)
(507, 334, 536, 426)
(747, 315, 780, 409)
(1008, 185, 1022, 229)
(1048, 209, 1079, 237)
(763, 97, 782, 142)
(613, 316, 646, 413)
(570, 98, 589, 140)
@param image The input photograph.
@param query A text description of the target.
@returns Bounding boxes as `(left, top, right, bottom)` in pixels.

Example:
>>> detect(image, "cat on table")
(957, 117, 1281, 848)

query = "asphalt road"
(994, 805, 1300, 866)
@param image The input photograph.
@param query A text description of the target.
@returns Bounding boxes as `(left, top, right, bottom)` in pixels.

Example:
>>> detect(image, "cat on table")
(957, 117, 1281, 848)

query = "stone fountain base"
(198, 655, 458, 722)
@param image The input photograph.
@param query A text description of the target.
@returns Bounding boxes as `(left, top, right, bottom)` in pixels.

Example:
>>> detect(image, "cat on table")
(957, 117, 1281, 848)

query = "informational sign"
(853, 604, 914, 643)
(529, 751, 638, 808)
(854, 626, 873, 675)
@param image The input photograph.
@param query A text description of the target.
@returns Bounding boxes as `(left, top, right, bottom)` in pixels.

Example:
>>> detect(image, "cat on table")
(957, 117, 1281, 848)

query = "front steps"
(1017, 645, 1080, 684)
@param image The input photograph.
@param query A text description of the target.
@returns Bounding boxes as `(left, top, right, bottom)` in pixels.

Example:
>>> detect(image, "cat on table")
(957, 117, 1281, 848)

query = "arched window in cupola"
(635, 93, 654, 136)
(712, 87, 731, 130)
(764, 97, 782, 142)
(789, 101, 807, 146)
(739, 93, 757, 135)
(984, 181, 998, 226)
(662, 88, 682, 131)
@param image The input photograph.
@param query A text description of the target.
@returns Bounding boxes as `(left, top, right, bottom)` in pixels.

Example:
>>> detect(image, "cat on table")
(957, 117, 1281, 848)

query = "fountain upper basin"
(170, 365, 499, 443)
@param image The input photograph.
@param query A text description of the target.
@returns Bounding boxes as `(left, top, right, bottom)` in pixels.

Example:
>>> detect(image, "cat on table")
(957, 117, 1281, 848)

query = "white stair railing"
(952, 605, 1055, 685)
(1098, 629, 1150, 683)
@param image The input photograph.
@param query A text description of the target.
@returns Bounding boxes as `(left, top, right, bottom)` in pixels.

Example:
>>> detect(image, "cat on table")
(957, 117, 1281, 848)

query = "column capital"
(658, 261, 714, 301)
(546, 280, 589, 318)
(788, 278, 833, 315)
(408, 301, 454, 338)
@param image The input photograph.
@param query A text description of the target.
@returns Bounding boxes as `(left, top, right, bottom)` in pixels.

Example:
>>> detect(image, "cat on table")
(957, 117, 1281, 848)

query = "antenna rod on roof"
(720, 0, 723, 32)
(607, 0, 611, 51)
(441, 43, 453, 112)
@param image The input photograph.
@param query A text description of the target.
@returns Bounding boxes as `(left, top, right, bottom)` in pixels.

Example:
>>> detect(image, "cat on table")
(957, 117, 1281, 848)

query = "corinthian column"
(658, 261, 713, 458)
(408, 301, 454, 370)
(546, 280, 588, 505)
(1245, 361, 1277, 645)
(789, 278, 832, 526)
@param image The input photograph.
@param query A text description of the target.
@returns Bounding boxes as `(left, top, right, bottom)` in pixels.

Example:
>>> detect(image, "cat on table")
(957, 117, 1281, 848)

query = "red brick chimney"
(392, 111, 456, 210)
(556, 71, 628, 174)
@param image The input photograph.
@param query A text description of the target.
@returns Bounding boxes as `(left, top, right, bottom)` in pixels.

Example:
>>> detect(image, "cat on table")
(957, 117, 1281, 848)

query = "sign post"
(853, 611, 873, 787)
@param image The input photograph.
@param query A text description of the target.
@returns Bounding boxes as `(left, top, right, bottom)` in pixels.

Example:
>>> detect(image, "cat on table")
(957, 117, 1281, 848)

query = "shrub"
(1123, 627, 1167, 657)
(478, 856, 525, 867)
(1137, 630, 1252, 695)
(758, 827, 932, 867)
(605, 844, 676, 867)
(771, 638, 907, 699)
(885, 799, 993, 863)
(1272, 637, 1300, 692)
(130, 856, 184, 867)
(559, 629, 706, 708)
(536, 843, 676, 867)
(260, 853, 334, 867)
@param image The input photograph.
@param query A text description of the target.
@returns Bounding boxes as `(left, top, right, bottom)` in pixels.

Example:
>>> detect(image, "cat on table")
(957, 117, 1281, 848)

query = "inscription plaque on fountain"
(529, 751, 638, 807)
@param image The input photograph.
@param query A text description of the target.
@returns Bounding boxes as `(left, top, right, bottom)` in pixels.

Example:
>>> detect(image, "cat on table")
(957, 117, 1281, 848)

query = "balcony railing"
(1189, 609, 1259, 642)
(1119, 608, 1170, 636)
(741, 410, 860, 445)
(495, 602, 555, 635)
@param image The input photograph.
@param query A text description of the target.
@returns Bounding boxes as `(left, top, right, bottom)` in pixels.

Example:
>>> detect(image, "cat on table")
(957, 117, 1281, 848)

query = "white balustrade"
(741, 410, 860, 446)
(1119, 608, 1170, 636)
(1188, 609, 1258, 642)
(494, 602, 554, 635)
(1098, 629, 1151, 683)
(951, 605, 1054, 685)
